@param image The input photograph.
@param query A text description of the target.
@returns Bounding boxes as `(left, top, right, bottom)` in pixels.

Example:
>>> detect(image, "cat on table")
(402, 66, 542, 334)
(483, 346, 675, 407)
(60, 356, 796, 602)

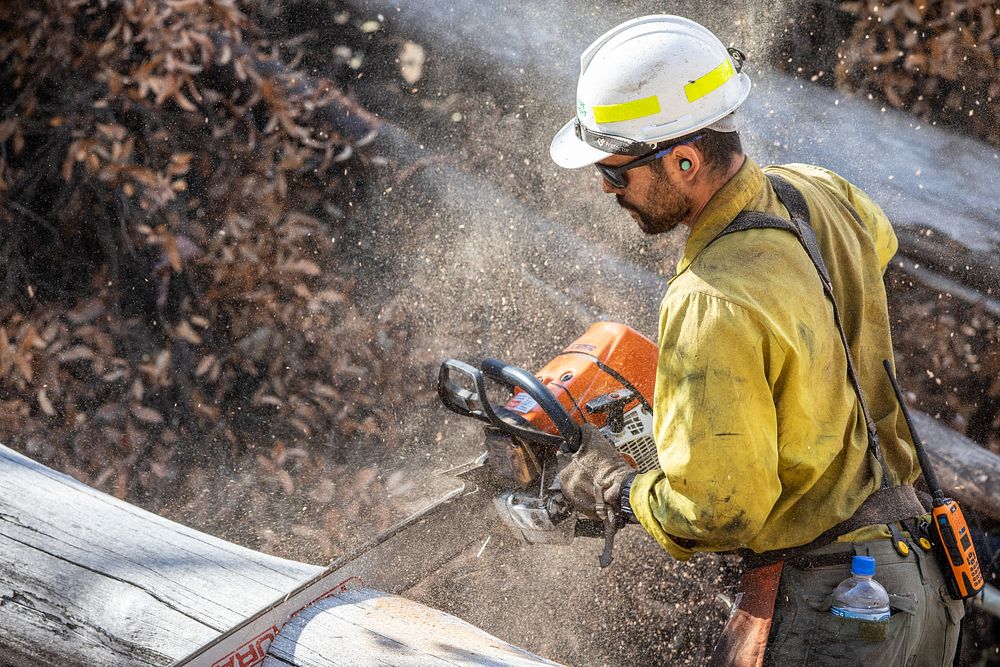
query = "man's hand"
(558, 423, 634, 521)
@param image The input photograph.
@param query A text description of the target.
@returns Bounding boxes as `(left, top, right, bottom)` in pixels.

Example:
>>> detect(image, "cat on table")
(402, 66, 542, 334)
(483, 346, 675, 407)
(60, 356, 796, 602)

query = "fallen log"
(0, 444, 552, 667)
(913, 411, 1000, 523)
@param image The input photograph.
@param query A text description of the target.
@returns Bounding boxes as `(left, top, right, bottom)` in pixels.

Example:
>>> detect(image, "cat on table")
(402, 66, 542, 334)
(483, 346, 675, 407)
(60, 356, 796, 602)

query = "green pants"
(766, 539, 966, 666)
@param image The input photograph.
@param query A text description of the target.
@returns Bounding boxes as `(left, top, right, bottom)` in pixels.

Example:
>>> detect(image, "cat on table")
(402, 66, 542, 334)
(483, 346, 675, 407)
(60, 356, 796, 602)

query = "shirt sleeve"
(629, 290, 784, 560)
(804, 165, 898, 274)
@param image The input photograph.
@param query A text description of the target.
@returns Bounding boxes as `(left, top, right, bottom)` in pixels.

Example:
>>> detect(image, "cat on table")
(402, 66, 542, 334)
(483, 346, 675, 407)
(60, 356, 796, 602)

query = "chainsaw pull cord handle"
(480, 358, 583, 454)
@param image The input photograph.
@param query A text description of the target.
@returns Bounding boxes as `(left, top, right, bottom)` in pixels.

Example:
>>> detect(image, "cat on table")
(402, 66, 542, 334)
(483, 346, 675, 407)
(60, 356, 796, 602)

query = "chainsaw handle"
(480, 358, 582, 454)
(437, 359, 492, 424)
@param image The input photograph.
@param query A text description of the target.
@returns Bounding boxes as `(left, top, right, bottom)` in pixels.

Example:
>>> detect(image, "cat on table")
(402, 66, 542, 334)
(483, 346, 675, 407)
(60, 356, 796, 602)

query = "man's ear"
(672, 144, 701, 181)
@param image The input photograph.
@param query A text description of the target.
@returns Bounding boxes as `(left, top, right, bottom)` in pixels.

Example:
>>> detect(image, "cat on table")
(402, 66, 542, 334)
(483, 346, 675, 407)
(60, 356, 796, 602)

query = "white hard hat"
(550, 15, 751, 169)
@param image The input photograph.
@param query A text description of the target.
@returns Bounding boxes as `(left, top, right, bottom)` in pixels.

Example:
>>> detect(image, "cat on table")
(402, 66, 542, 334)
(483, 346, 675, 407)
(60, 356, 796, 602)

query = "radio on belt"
(884, 360, 984, 600)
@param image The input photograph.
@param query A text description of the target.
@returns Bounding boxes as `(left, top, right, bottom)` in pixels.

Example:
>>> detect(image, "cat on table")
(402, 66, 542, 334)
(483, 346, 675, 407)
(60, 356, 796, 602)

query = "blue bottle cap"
(852, 555, 876, 576)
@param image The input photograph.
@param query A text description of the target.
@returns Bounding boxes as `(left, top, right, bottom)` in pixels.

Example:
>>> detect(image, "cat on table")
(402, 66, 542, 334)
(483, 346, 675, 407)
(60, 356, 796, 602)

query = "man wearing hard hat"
(553, 15, 963, 665)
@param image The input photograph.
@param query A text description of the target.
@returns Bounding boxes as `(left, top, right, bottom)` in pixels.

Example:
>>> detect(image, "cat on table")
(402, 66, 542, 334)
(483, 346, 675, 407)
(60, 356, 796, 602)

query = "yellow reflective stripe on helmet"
(592, 95, 661, 124)
(684, 58, 735, 103)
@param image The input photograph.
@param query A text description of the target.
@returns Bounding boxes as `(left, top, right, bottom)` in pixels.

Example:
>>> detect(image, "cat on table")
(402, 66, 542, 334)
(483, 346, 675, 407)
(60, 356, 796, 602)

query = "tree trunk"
(0, 444, 551, 667)
(913, 411, 1000, 521)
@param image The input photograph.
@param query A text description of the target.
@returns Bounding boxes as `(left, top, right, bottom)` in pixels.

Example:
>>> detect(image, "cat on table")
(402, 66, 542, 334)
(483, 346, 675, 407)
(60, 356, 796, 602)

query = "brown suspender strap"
(711, 174, 910, 513)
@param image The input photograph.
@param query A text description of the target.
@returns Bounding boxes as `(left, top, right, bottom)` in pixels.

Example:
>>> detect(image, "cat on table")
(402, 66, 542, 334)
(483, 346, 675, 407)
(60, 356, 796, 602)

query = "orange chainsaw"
(437, 321, 658, 564)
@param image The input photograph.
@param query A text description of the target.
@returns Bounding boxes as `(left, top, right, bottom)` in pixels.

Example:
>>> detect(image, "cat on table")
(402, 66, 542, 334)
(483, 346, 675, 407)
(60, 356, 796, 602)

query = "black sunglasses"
(595, 134, 703, 189)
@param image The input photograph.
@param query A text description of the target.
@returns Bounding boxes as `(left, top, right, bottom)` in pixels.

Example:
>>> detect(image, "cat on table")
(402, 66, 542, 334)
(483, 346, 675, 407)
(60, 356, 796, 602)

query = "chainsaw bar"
(172, 456, 492, 667)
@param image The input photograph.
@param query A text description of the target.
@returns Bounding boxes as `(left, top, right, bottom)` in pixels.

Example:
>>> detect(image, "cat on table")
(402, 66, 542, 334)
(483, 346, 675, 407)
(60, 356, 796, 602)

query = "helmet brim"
(549, 118, 615, 169)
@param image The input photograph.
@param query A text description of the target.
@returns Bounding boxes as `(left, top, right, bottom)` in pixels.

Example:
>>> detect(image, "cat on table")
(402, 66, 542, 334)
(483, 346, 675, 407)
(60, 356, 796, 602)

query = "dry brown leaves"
(888, 270, 1000, 456)
(837, 0, 999, 146)
(2, 0, 375, 220)
(0, 1, 410, 561)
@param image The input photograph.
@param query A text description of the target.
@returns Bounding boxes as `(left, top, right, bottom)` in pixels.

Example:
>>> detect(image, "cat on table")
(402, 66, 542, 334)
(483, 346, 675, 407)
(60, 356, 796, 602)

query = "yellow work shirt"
(630, 157, 919, 560)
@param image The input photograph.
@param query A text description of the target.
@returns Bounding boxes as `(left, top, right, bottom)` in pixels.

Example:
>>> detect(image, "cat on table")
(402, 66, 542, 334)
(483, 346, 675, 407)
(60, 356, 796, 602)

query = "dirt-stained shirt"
(629, 157, 919, 559)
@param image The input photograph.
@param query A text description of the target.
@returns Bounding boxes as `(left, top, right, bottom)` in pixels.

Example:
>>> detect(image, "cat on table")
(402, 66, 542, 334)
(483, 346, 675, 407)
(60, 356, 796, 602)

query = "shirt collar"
(671, 156, 766, 281)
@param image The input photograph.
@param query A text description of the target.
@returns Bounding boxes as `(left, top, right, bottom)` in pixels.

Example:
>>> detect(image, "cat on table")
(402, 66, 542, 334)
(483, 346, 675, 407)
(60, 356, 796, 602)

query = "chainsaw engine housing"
(501, 321, 658, 472)
(438, 321, 658, 545)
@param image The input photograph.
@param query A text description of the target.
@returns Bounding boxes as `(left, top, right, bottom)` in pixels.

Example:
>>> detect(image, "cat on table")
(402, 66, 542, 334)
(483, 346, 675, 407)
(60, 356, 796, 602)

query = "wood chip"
(37, 389, 56, 417)
(58, 346, 96, 363)
(174, 321, 202, 345)
(399, 41, 425, 84)
(67, 300, 105, 324)
(280, 259, 321, 276)
(131, 403, 162, 424)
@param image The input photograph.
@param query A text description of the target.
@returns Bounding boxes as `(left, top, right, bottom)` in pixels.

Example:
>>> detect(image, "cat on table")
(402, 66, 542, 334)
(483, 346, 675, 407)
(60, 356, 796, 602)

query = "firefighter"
(551, 15, 964, 665)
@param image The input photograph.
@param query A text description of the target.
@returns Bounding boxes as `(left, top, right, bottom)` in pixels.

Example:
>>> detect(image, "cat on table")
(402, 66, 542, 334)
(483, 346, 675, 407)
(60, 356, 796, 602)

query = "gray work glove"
(558, 423, 634, 522)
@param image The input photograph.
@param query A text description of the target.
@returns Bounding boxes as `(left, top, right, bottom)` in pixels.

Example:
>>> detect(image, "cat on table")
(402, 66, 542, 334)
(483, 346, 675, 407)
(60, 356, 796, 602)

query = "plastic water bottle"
(829, 555, 890, 622)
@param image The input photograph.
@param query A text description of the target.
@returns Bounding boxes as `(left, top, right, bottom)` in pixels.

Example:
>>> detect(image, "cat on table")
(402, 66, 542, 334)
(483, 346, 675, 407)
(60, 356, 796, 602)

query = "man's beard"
(616, 180, 693, 235)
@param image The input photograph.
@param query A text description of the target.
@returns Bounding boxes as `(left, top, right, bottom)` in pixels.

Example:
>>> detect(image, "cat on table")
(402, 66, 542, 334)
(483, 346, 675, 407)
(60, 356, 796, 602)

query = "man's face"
(597, 154, 694, 235)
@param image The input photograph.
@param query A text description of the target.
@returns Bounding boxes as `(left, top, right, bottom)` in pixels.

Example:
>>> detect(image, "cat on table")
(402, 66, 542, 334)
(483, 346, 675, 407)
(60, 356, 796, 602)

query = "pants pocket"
(938, 586, 966, 663)
(805, 608, 911, 666)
